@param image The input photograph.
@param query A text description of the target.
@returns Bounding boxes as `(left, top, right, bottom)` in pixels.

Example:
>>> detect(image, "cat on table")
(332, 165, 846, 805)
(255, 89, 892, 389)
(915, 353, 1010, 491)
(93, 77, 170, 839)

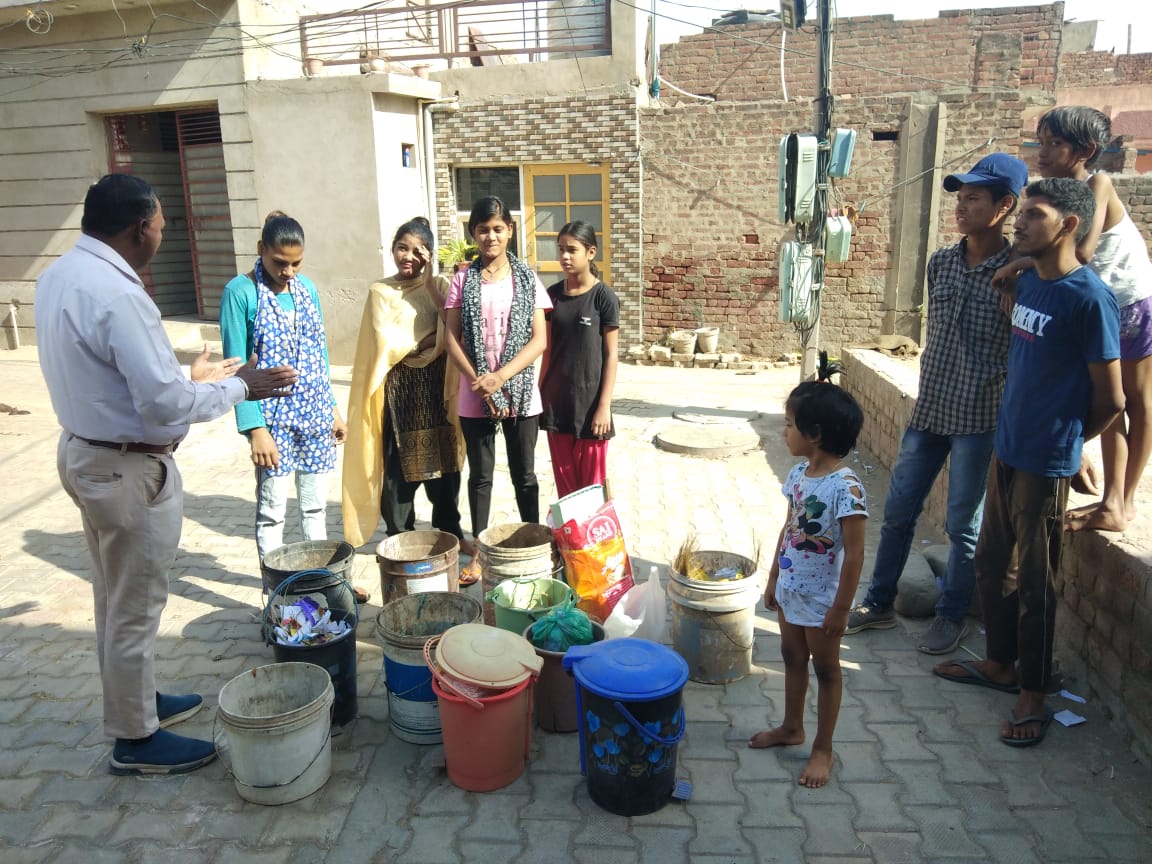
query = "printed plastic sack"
(604, 565, 667, 642)
(550, 498, 635, 622)
(527, 601, 594, 653)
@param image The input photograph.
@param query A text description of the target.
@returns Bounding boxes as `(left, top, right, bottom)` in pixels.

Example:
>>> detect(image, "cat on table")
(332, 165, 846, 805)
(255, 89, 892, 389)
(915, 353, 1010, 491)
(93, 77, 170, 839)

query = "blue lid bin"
(563, 638, 689, 815)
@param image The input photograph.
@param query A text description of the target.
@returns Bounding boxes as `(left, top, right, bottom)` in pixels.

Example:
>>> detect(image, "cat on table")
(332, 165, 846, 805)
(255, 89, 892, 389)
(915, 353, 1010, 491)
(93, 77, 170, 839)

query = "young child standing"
(540, 221, 620, 498)
(751, 381, 868, 789)
(443, 196, 551, 582)
(1002, 107, 1152, 532)
(220, 213, 348, 579)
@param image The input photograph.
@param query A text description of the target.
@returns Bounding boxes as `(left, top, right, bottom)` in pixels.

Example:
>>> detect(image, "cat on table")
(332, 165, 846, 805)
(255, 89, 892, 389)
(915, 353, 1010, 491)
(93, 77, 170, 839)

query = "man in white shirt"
(36, 174, 298, 775)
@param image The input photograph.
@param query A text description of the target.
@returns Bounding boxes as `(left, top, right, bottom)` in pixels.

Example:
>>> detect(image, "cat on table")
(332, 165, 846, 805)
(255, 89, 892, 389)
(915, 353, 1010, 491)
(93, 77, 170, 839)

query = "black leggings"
(459, 415, 540, 537)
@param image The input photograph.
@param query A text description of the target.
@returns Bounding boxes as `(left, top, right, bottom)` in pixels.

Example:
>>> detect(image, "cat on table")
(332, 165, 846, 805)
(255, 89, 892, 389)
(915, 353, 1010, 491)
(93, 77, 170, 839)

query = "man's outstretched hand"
(190, 344, 243, 383)
(235, 355, 298, 401)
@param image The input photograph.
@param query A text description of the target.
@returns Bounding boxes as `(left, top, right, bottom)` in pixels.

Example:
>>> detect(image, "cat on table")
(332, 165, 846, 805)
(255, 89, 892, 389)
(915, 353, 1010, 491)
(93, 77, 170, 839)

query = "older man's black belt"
(79, 437, 179, 455)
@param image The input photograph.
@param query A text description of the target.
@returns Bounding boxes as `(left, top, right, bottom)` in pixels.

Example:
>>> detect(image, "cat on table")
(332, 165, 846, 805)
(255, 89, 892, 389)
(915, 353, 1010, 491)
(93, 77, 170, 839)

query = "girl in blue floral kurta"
(751, 382, 867, 791)
(220, 213, 346, 576)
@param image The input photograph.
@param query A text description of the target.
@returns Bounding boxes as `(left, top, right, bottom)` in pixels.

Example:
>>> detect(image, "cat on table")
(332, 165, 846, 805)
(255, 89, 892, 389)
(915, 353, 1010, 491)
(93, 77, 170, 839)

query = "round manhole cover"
(655, 425, 761, 457)
(671, 408, 763, 425)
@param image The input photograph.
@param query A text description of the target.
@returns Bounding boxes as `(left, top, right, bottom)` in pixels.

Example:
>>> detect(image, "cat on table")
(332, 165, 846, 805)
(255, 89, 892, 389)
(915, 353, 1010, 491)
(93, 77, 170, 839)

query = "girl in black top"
(539, 221, 620, 497)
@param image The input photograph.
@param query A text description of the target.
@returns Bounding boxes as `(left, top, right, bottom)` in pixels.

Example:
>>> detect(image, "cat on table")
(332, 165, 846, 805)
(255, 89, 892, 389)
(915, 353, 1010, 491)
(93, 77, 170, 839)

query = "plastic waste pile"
(272, 596, 352, 646)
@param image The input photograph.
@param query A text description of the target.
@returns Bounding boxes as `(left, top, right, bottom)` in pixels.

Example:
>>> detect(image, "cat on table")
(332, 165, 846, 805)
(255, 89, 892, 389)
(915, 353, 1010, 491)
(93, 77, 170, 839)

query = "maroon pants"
(974, 455, 1069, 693)
(547, 432, 609, 498)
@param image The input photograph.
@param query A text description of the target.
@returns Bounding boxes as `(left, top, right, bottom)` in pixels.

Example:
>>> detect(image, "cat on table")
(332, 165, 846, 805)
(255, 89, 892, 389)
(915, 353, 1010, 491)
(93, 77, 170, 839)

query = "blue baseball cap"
(943, 153, 1028, 196)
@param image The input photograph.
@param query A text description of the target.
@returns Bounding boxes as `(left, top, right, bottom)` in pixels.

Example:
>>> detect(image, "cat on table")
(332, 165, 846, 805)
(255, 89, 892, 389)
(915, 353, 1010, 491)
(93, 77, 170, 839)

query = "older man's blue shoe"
(110, 729, 216, 775)
(157, 692, 202, 728)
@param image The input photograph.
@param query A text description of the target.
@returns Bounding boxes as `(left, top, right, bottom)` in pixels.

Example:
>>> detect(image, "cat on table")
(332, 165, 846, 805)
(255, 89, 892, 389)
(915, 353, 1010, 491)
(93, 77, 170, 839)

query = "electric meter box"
(778, 240, 815, 323)
(825, 215, 852, 263)
(828, 128, 857, 178)
(778, 134, 819, 224)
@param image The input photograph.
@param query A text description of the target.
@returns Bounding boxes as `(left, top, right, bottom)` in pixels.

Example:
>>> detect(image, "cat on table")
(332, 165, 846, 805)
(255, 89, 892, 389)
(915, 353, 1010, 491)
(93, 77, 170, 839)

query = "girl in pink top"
(444, 196, 551, 581)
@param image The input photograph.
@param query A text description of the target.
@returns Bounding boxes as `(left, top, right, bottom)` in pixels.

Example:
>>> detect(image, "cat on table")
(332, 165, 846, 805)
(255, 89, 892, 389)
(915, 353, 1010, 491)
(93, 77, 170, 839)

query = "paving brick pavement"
(0, 346, 1150, 862)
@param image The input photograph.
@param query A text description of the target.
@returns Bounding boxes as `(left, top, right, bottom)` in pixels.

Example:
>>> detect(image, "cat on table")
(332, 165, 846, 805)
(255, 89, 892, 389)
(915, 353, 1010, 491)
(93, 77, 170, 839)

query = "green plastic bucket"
(486, 577, 574, 635)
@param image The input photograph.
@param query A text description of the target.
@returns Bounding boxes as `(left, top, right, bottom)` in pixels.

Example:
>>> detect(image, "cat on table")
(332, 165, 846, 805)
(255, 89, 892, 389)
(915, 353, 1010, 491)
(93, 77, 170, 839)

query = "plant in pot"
(437, 237, 480, 273)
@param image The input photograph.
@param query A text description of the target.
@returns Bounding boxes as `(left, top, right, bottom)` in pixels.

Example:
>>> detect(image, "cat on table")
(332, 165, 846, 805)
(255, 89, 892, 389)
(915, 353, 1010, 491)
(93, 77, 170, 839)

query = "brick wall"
(1060, 530, 1152, 759)
(946, 4, 1063, 91)
(844, 347, 1152, 759)
(656, 4, 1064, 106)
(1114, 176, 1152, 258)
(644, 5, 1066, 358)
(934, 91, 1028, 249)
(430, 95, 643, 345)
(1060, 50, 1152, 87)
(640, 96, 905, 355)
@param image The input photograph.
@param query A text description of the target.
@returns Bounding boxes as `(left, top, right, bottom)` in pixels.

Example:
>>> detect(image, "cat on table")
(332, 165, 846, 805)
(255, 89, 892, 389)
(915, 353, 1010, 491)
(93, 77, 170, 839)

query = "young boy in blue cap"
(846, 154, 1029, 655)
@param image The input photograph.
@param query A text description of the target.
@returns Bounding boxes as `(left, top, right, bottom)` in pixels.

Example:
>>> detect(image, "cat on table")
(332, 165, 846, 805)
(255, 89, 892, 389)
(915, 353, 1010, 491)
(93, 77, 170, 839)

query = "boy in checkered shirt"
(845, 154, 1028, 655)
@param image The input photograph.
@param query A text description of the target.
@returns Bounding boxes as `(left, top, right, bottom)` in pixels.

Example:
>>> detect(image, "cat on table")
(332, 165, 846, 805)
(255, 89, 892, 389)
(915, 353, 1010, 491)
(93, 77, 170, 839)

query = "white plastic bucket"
(477, 522, 557, 625)
(217, 662, 335, 805)
(668, 552, 760, 684)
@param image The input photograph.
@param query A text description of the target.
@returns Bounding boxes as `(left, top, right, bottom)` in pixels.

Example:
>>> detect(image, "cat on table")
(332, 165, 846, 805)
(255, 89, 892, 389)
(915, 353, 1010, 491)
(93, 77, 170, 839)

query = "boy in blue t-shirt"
(933, 178, 1123, 748)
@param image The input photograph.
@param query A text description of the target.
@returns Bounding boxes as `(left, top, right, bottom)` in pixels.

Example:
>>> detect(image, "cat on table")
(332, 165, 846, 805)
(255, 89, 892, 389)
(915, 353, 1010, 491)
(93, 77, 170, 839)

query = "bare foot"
(1065, 501, 1099, 517)
(798, 748, 835, 788)
(1065, 504, 1129, 533)
(748, 726, 804, 749)
(459, 536, 477, 558)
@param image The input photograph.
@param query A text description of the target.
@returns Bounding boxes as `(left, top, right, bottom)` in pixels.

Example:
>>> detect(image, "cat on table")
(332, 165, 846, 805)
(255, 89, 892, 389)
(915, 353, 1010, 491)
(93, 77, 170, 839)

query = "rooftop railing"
(300, 0, 612, 71)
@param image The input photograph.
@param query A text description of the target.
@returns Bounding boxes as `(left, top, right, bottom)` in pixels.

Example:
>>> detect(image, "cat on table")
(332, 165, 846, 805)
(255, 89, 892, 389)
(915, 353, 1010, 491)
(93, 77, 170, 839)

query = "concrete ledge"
(842, 347, 1152, 759)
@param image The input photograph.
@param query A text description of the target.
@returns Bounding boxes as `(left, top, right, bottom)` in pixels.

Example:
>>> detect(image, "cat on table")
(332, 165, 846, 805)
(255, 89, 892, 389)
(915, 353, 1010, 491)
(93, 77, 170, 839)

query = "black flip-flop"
(933, 659, 1020, 694)
(1000, 707, 1055, 748)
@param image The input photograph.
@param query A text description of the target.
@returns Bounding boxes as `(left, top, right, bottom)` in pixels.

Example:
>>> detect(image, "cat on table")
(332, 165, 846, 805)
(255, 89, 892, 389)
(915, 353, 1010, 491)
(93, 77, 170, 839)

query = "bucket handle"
(422, 635, 486, 710)
(611, 700, 686, 747)
(212, 703, 333, 790)
(262, 568, 359, 646)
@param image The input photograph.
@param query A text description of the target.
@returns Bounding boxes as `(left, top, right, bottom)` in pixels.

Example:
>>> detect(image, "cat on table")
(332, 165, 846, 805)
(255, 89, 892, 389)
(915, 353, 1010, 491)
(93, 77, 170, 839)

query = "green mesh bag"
(528, 600, 594, 652)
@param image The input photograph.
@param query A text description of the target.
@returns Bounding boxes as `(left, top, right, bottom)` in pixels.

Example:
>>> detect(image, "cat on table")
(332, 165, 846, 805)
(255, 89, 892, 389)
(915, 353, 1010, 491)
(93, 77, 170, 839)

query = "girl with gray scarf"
(444, 197, 551, 580)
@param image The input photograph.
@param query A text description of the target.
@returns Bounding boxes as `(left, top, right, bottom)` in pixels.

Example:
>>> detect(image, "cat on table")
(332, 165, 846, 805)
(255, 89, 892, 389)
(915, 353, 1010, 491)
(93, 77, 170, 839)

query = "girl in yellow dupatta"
(342, 218, 472, 569)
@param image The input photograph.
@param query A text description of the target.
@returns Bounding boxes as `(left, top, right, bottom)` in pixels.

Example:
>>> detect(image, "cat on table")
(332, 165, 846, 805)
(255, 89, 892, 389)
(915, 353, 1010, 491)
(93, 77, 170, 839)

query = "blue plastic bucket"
(563, 638, 689, 815)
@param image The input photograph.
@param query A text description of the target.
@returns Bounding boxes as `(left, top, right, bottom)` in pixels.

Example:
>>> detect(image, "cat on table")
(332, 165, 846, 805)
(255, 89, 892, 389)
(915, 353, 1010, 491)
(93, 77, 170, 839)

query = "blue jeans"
(863, 427, 994, 621)
(255, 469, 330, 560)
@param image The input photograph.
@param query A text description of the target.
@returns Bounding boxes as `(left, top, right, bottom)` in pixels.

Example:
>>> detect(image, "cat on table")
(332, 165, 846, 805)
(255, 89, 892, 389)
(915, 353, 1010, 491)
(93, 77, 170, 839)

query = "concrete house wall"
(0, 0, 248, 344)
(0, 0, 646, 359)
(0, 0, 441, 359)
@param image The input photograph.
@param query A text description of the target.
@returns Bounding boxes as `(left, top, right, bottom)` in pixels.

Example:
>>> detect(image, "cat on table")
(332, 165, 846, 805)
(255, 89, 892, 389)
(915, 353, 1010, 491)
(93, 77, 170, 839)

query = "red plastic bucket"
(430, 675, 534, 791)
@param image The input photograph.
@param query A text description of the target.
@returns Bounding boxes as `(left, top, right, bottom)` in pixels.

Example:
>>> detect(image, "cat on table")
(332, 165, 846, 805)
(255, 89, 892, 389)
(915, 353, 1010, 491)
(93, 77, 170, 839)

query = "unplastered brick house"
(1, 0, 1150, 363)
(645, 2, 1152, 357)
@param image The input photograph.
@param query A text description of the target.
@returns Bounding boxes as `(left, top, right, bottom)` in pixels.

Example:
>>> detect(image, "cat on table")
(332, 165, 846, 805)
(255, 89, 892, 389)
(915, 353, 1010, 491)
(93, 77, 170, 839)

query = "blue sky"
(654, 1, 1152, 54)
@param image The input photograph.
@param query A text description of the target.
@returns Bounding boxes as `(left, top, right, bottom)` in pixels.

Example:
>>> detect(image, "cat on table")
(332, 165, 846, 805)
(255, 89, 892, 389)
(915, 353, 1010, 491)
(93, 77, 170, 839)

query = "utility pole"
(800, 0, 834, 380)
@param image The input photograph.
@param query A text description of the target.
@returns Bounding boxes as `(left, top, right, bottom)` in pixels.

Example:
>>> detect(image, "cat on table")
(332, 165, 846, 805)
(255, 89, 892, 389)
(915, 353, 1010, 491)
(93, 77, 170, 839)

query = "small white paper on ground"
(1059, 689, 1086, 704)
(1053, 709, 1086, 727)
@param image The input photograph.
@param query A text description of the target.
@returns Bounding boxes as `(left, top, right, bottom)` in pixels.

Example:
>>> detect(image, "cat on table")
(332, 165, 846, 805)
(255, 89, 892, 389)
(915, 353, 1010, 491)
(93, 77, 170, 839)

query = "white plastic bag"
(604, 565, 667, 642)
